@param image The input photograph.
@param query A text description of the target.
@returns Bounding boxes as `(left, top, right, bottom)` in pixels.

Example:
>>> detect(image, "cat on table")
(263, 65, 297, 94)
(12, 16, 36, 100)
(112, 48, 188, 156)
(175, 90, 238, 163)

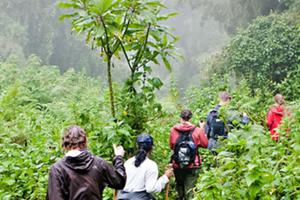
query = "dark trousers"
(117, 190, 155, 200)
(174, 168, 200, 200)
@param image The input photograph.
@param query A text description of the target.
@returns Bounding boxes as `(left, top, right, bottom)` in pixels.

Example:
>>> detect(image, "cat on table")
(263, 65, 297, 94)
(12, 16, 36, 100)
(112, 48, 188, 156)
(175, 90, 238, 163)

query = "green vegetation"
(0, 55, 173, 199)
(0, 0, 299, 199)
(185, 76, 300, 199)
(59, 0, 178, 132)
(201, 11, 300, 95)
(194, 121, 300, 199)
(2, 53, 299, 199)
(0, 55, 102, 199)
(224, 13, 300, 92)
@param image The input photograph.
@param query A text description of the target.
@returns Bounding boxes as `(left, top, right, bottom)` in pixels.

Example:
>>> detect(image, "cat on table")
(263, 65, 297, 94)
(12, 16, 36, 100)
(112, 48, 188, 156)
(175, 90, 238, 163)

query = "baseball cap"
(136, 134, 154, 146)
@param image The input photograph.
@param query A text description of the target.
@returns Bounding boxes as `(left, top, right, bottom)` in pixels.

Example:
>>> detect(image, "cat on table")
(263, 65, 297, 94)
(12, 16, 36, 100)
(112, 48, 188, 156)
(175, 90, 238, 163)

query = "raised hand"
(113, 144, 125, 157)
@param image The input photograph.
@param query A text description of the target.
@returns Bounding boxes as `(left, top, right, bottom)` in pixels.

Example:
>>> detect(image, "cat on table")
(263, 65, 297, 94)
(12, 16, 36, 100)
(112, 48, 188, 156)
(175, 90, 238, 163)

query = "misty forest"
(0, 0, 300, 199)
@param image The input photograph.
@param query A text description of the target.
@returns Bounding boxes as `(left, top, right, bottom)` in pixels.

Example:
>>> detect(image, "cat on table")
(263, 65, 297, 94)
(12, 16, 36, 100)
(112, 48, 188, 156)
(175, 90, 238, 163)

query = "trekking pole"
(165, 163, 173, 200)
(113, 190, 117, 200)
(165, 182, 170, 200)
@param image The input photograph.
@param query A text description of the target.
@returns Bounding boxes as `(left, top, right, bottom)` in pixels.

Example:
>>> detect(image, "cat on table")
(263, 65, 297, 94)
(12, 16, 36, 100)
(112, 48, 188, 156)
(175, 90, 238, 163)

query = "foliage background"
(0, 0, 299, 199)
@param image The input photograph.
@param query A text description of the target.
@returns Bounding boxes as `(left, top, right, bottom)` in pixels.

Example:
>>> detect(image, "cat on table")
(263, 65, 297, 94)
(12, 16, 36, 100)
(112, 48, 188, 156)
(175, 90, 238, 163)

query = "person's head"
(219, 91, 231, 105)
(180, 109, 192, 122)
(274, 93, 285, 106)
(134, 133, 154, 167)
(62, 125, 87, 151)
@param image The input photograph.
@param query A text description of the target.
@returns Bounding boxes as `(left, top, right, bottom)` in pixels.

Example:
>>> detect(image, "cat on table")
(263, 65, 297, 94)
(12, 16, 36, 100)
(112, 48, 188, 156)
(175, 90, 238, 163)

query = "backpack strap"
(188, 127, 202, 166)
(188, 127, 196, 141)
(178, 127, 196, 143)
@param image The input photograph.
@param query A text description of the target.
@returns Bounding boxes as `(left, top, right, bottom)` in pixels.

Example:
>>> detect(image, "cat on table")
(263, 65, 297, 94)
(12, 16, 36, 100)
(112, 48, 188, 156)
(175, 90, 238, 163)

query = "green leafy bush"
(206, 12, 300, 95)
(229, 12, 299, 91)
(0, 55, 125, 199)
(185, 75, 273, 125)
(0, 55, 174, 199)
(277, 64, 300, 101)
(194, 107, 300, 200)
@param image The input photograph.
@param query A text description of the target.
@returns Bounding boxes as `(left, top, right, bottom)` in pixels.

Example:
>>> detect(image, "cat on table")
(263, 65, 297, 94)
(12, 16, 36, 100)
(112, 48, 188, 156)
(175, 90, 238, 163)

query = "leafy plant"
(277, 64, 300, 101)
(0, 55, 177, 199)
(194, 108, 300, 200)
(59, 0, 178, 120)
(222, 12, 300, 93)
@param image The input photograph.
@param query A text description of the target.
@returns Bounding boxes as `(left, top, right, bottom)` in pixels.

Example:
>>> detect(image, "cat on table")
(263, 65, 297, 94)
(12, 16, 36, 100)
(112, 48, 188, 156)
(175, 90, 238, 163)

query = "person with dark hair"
(169, 109, 208, 200)
(118, 133, 173, 200)
(47, 125, 126, 200)
(205, 91, 249, 151)
(267, 94, 286, 141)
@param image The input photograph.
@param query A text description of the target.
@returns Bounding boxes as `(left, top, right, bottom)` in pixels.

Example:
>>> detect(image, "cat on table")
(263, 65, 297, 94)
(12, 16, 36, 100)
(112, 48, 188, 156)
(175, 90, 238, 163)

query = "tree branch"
(137, 51, 159, 70)
(111, 8, 132, 55)
(99, 15, 111, 57)
(100, 38, 108, 55)
(118, 38, 133, 71)
(133, 23, 151, 69)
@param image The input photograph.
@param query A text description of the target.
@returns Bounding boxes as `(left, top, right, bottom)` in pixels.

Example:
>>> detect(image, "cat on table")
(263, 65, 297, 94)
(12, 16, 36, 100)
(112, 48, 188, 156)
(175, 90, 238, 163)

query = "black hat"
(136, 134, 153, 146)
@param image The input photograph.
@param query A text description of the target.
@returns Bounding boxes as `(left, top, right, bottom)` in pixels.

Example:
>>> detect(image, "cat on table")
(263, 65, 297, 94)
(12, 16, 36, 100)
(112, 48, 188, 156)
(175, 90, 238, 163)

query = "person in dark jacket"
(169, 109, 208, 200)
(47, 125, 126, 200)
(205, 91, 249, 150)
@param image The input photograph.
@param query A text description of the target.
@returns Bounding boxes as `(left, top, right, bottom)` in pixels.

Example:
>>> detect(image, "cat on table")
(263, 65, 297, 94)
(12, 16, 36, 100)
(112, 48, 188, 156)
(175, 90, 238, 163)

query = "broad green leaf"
(92, 0, 115, 14)
(162, 56, 171, 71)
(95, 26, 105, 38)
(57, 2, 81, 9)
(59, 13, 78, 21)
(149, 77, 163, 89)
(157, 12, 177, 21)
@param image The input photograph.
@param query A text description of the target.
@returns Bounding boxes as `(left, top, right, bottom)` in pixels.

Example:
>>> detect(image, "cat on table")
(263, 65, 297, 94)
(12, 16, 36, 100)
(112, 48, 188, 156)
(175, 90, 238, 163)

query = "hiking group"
(47, 91, 287, 200)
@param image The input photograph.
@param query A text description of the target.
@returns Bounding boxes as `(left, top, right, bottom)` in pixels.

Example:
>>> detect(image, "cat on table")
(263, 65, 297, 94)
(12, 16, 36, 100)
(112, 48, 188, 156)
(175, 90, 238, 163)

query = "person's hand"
(241, 112, 249, 124)
(164, 168, 173, 178)
(199, 120, 205, 129)
(113, 144, 125, 157)
(164, 164, 173, 178)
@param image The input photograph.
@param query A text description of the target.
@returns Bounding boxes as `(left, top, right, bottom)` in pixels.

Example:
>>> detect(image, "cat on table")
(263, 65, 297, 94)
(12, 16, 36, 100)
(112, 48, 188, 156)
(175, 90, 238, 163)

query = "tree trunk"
(107, 58, 115, 118)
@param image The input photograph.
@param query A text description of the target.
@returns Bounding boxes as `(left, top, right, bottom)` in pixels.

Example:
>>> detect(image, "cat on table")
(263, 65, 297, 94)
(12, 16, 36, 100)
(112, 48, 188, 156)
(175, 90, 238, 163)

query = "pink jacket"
(169, 123, 208, 168)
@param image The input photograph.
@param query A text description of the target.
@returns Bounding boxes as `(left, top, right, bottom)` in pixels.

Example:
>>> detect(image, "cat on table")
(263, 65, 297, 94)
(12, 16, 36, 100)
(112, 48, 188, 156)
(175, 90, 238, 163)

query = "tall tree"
(60, 0, 177, 121)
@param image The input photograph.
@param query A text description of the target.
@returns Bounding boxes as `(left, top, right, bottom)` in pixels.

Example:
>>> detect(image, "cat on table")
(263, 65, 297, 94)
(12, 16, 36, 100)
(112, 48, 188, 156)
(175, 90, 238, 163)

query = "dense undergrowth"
(0, 55, 175, 199)
(193, 118, 300, 199)
(185, 78, 300, 199)
(1, 55, 299, 199)
(1, 8, 299, 200)
(0, 55, 102, 199)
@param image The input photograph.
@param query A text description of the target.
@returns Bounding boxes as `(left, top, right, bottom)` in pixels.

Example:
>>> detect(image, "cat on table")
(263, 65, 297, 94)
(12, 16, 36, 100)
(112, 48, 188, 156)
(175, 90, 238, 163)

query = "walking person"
(267, 94, 286, 141)
(118, 133, 173, 200)
(47, 125, 126, 200)
(169, 109, 208, 200)
(205, 91, 249, 151)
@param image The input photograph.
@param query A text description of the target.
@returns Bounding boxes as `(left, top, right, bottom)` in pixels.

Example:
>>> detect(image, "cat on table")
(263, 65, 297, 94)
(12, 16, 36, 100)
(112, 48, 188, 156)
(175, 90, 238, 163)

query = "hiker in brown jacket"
(46, 125, 126, 200)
